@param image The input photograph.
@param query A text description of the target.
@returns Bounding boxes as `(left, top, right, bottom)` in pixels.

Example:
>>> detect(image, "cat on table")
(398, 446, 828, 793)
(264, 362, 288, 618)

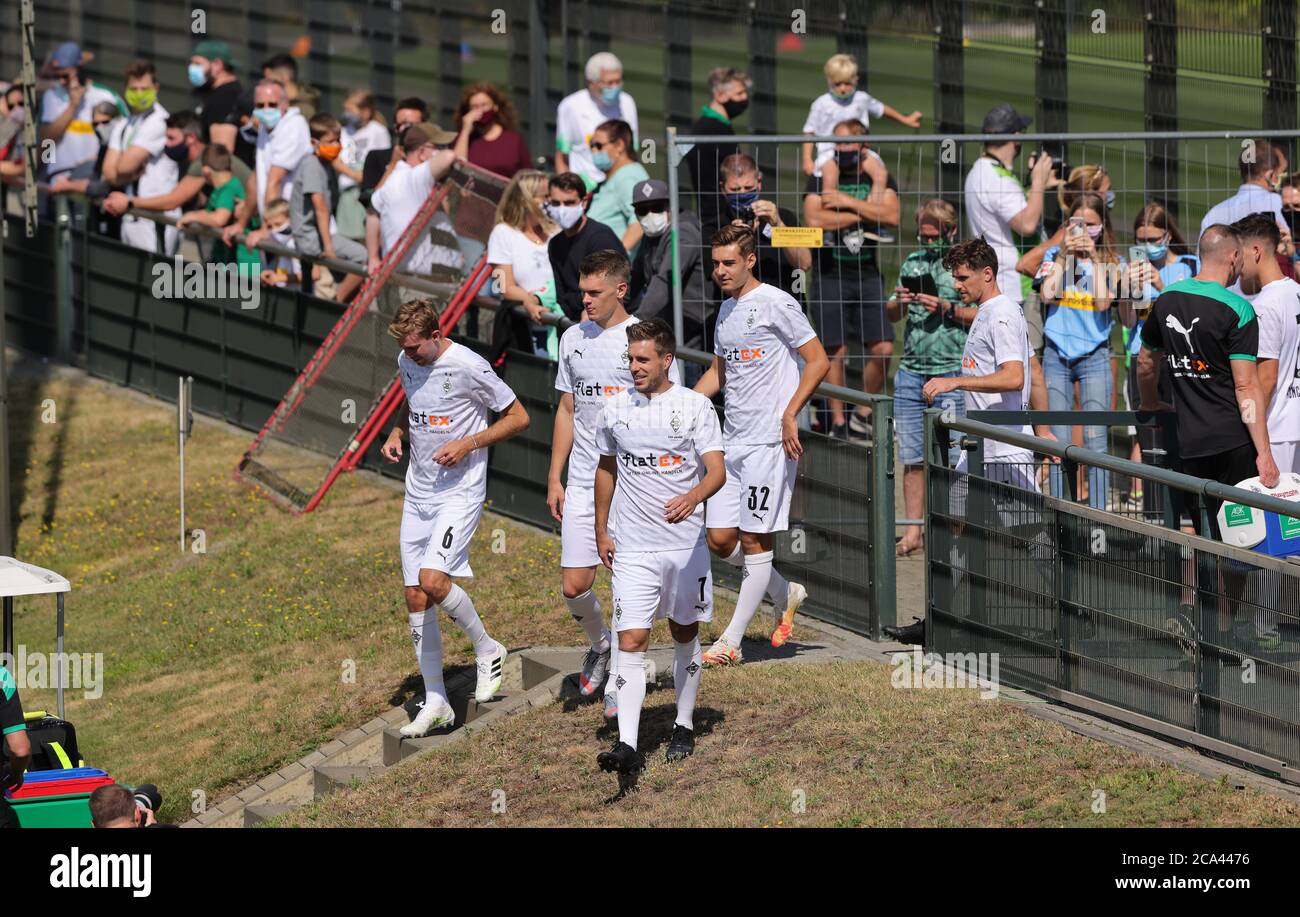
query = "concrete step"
(244, 803, 298, 827)
(314, 765, 378, 800)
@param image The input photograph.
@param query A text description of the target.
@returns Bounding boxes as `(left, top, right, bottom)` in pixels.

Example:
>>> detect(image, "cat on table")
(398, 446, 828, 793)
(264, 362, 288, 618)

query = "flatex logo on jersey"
(1164, 314, 1212, 378)
(721, 345, 765, 365)
(575, 381, 624, 399)
(619, 450, 687, 472)
(409, 410, 452, 428)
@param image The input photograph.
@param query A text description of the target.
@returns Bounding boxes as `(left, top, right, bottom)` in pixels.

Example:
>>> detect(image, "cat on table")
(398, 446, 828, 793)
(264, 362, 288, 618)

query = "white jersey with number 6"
(596, 384, 723, 553)
(398, 342, 517, 502)
(713, 282, 817, 445)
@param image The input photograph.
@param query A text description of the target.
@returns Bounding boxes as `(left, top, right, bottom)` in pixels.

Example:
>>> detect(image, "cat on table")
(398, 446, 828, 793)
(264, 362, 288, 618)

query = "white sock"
(614, 650, 646, 751)
(673, 637, 702, 730)
(565, 588, 610, 652)
(408, 611, 448, 706)
(721, 543, 789, 611)
(722, 550, 774, 646)
(440, 584, 495, 657)
(604, 642, 620, 709)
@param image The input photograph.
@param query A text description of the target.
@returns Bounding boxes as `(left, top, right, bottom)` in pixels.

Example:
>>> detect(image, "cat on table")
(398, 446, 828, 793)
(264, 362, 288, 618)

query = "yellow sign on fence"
(769, 226, 823, 248)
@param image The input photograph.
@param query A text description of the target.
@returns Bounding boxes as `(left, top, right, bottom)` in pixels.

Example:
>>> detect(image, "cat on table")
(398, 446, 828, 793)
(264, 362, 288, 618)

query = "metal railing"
(926, 409, 1300, 780)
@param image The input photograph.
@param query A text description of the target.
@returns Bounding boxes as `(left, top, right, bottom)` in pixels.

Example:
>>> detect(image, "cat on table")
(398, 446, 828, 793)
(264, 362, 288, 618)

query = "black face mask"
(722, 98, 749, 120)
(163, 141, 189, 163)
(836, 150, 860, 174)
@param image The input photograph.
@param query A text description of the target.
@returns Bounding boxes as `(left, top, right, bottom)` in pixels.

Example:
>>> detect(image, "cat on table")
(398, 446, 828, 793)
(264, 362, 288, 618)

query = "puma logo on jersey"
(620, 452, 686, 468)
(410, 411, 452, 427)
(1165, 314, 1200, 351)
(721, 346, 764, 363)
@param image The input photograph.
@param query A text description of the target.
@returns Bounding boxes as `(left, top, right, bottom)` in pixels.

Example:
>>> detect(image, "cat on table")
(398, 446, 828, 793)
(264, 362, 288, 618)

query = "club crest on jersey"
(620, 349, 630, 367)
(442, 376, 452, 394)
(670, 411, 682, 434)
(746, 309, 756, 329)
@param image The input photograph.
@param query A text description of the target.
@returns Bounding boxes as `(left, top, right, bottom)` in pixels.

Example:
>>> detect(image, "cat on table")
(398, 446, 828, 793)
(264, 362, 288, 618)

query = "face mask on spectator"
(188, 63, 208, 88)
(163, 140, 189, 162)
(600, 86, 621, 105)
(1085, 223, 1103, 240)
(723, 98, 748, 119)
(315, 141, 341, 161)
(639, 211, 669, 236)
(546, 202, 584, 230)
(254, 107, 281, 130)
(917, 228, 952, 251)
(8, 104, 23, 126)
(94, 122, 112, 145)
(475, 109, 496, 130)
(1143, 241, 1168, 261)
(725, 191, 759, 213)
(836, 150, 860, 173)
(342, 112, 361, 130)
(125, 88, 157, 113)
(268, 221, 293, 241)
(831, 88, 855, 104)
(592, 149, 613, 172)
(1105, 190, 1115, 209)
(239, 122, 259, 143)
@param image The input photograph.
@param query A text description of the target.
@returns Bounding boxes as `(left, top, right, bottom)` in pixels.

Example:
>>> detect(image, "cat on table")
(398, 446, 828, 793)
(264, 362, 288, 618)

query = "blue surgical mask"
(725, 191, 759, 213)
(188, 63, 208, 88)
(592, 150, 613, 172)
(600, 86, 621, 105)
(831, 89, 855, 105)
(1105, 190, 1115, 209)
(1143, 242, 1167, 261)
(342, 112, 361, 130)
(254, 107, 281, 130)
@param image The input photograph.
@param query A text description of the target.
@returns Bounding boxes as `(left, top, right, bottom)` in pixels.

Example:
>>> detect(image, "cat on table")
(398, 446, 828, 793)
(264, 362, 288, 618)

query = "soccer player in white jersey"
(549, 250, 680, 714)
(1233, 213, 1300, 473)
(381, 298, 531, 738)
(594, 318, 726, 777)
(694, 225, 829, 666)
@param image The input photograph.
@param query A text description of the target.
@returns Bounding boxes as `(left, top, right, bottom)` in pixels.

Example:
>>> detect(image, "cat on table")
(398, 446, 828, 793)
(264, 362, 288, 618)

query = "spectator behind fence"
(229, 86, 257, 169)
(0, 83, 27, 188)
(1121, 201, 1199, 500)
(175, 143, 259, 276)
(359, 97, 430, 208)
(1018, 164, 1112, 278)
(39, 42, 124, 197)
(44, 100, 123, 232)
(922, 237, 1040, 484)
(262, 52, 318, 119)
(555, 52, 638, 188)
(368, 123, 463, 283)
(488, 169, 562, 357)
(1200, 138, 1292, 255)
(966, 103, 1053, 419)
(1034, 192, 1123, 509)
(188, 39, 241, 154)
(453, 82, 532, 179)
(803, 119, 899, 440)
(1282, 172, 1300, 251)
(585, 118, 649, 251)
(1137, 224, 1280, 541)
(334, 90, 389, 242)
(545, 171, 624, 322)
(1233, 213, 1300, 474)
(291, 113, 367, 302)
(681, 66, 749, 211)
(800, 53, 921, 179)
(1, 664, 31, 828)
(713, 153, 811, 296)
(224, 78, 311, 251)
(888, 199, 973, 557)
(92, 59, 179, 254)
(628, 178, 705, 339)
(261, 197, 302, 287)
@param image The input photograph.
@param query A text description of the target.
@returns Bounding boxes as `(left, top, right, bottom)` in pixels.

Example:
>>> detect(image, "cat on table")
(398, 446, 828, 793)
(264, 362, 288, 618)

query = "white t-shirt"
(254, 107, 311, 215)
(108, 103, 178, 201)
(713, 282, 817, 444)
(555, 315, 683, 488)
(487, 223, 554, 294)
(372, 160, 466, 275)
(1201, 184, 1287, 240)
(802, 90, 885, 174)
(340, 119, 390, 192)
(961, 293, 1034, 461)
(398, 342, 518, 503)
(595, 383, 723, 552)
(1245, 276, 1300, 443)
(39, 82, 120, 176)
(555, 88, 638, 184)
(964, 156, 1030, 304)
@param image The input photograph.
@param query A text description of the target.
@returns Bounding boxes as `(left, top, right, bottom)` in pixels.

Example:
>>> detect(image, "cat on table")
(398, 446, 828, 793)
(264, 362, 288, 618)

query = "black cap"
(981, 103, 1032, 134)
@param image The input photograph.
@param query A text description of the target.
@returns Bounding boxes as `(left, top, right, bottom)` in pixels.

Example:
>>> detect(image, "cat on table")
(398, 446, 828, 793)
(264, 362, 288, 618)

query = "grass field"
(276, 659, 1300, 828)
(6, 365, 739, 824)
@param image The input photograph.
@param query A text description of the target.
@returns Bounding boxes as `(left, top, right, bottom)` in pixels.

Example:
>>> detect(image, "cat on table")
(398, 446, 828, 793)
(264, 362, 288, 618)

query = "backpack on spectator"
(3, 712, 85, 771)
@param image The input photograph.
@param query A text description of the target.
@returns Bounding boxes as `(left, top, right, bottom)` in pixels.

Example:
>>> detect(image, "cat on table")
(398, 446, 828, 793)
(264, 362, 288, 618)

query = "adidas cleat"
(399, 697, 456, 737)
(770, 582, 807, 648)
(579, 646, 611, 697)
(701, 638, 742, 668)
(665, 725, 695, 762)
(475, 640, 507, 702)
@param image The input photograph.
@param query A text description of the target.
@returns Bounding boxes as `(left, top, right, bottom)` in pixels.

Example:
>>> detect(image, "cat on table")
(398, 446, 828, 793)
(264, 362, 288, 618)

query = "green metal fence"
(3, 210, 897, 638)
(926, 410, 1300, 781)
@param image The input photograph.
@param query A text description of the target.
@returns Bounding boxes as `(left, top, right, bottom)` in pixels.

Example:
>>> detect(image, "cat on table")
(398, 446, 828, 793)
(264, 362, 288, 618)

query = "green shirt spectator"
(583, 118, 647, 250)
(893, 246, 966, 375)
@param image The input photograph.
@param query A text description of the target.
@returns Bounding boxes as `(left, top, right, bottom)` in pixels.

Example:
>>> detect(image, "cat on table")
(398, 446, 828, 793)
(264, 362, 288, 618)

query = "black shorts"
(812, 268, 892, 348)
(1181, 440, 1258, 539)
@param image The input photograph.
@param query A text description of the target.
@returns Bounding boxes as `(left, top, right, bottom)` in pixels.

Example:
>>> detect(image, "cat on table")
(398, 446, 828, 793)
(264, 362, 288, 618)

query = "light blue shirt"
(1200, 184, 1285, 239)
